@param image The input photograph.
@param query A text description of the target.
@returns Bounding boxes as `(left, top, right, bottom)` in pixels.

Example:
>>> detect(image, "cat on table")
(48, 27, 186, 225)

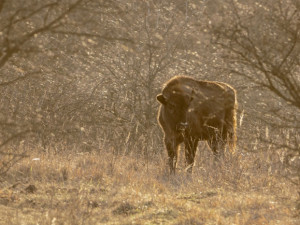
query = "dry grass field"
(0, 0, 299, 224)
(0, 144, 299, 225)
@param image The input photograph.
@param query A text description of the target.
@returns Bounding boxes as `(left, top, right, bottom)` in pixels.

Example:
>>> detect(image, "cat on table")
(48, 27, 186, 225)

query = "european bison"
(157, 75, 237, 174)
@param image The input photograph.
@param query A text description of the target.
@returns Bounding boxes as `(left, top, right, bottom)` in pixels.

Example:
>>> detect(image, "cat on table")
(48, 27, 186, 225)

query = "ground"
(0, 148, 299, 225)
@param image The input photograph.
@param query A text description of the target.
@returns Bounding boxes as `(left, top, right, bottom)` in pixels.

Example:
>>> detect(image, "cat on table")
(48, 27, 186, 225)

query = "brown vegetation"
(0, 147, 299, 224)
(0, 0, 299, 224)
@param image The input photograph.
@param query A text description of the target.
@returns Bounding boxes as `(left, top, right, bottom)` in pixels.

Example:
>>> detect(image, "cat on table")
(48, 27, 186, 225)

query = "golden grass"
(0, 146, 299, 225)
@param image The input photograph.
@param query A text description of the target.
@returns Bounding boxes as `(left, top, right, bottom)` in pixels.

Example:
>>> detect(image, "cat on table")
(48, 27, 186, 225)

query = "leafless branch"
(0, 0, 84, 68)
(0, 71, 40, 87)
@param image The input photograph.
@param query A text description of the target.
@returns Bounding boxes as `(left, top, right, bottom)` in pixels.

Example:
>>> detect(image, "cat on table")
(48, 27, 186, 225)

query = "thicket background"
(0, 0, 299, 182)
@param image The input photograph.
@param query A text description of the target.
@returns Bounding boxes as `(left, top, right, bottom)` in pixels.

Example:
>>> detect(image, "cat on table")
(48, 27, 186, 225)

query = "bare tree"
(0, 0, 200, 174)
(94, 1, 192, 157)
(0, 0, 85, 174)
(208, 0, 299, 172)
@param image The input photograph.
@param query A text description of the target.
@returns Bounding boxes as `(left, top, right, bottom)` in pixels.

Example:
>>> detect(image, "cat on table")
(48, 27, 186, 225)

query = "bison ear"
(157, 94, 167, 105)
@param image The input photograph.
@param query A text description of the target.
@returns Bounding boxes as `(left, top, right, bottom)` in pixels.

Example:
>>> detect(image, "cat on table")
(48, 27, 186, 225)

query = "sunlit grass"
(0, 144, 299, 225)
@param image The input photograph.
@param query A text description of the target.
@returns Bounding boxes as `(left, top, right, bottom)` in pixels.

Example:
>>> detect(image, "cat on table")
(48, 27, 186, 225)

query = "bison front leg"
(184, 137, 199, 173)
(164, 137, 180, 174)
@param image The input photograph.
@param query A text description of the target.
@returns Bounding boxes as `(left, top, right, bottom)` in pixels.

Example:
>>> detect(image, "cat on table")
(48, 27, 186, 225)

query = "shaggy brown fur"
(157, 75, 237, 174)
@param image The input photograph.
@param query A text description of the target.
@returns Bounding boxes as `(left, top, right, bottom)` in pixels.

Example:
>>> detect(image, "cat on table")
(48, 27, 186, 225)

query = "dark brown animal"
(157, 75, 237, 174)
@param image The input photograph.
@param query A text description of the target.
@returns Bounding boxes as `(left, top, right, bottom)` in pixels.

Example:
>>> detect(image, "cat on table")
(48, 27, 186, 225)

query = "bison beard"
(157, 75, 237, 174)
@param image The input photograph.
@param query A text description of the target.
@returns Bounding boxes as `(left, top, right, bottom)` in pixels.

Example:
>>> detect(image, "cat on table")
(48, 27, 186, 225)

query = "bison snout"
(177, 122, 188, 132)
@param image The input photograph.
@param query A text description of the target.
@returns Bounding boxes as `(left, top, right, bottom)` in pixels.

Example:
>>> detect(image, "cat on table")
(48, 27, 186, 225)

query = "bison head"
(157, 90, 194, 132)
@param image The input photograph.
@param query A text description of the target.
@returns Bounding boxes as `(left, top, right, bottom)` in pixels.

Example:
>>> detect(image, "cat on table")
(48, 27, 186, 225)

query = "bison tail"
(225, 100, 237, 153)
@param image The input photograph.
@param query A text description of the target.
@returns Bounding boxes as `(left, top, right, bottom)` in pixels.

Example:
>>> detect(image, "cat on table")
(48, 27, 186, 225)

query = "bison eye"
(168, 103, 176, 113)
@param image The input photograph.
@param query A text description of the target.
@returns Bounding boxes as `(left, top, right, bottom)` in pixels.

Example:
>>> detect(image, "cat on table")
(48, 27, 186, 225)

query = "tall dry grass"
(0, 139, 299, 224)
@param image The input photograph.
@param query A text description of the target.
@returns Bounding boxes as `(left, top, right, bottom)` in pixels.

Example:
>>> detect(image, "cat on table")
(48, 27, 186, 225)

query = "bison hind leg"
(207, 135, 226, 158)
